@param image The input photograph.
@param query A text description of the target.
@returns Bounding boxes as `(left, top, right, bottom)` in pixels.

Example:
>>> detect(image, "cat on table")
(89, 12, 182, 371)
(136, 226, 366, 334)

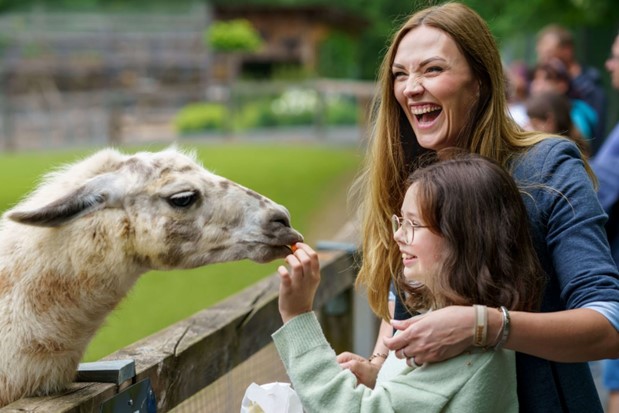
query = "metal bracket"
(100, 378, 157, 413)
(76, 359, 136, 384)
(315, 240, 357, 253)
(75, 360, 157, 412)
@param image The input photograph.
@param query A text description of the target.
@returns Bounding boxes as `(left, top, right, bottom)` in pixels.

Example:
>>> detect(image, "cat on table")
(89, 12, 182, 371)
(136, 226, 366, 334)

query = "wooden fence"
(0, 232, 372, 412)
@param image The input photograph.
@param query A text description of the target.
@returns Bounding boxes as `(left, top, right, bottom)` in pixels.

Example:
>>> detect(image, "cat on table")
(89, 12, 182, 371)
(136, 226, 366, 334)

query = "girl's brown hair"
(396, 151, 544, 312)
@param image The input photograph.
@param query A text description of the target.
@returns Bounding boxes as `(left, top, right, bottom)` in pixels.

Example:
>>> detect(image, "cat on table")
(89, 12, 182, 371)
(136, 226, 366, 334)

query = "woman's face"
(392, 26, 479, 150)
(394, 183, 446, 286)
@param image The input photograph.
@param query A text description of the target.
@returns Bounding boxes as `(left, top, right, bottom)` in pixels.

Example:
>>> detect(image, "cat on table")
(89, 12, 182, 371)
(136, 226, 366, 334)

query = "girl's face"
(394, 183, 446, 286)
(392, 26, 479, 151)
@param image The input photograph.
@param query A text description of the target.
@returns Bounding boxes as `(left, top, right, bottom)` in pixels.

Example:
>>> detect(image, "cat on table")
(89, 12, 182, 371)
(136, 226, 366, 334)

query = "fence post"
(320, 289, 353, 355)
(0, 70, 14, 152)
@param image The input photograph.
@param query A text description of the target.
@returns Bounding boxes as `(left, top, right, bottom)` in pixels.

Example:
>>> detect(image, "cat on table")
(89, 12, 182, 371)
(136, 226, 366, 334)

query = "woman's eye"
(426, 66, 443, 74)
(392, 71, 406, 79)
(167, 191, 198, 208)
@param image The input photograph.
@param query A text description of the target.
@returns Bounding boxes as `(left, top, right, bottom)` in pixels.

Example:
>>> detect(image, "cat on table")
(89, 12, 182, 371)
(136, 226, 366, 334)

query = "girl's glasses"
(391, 214, 428, 245)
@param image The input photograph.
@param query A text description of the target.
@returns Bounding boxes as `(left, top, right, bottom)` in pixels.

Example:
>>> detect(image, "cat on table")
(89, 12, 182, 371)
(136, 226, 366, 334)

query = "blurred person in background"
(505, 61, 531, 128)
(525, 91, 590, 156)
(530, 58, 598, 147)
(591, 29, 619, 413)
(536, 24, 607, 151)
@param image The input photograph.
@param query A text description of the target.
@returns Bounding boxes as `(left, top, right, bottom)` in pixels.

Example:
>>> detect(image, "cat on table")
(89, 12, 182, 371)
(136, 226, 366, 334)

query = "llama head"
(5, 147, 303, 268)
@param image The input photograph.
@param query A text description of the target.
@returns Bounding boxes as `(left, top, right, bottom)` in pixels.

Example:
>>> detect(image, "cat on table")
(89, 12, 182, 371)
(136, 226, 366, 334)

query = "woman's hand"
(336, 352, 381, 389)
(277, 243, 320, 324)
(384, 306, 475, 364)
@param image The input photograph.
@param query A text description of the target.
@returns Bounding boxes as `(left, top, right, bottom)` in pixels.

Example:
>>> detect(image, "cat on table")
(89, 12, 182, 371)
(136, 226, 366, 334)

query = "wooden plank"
(0, 249, 357, 412)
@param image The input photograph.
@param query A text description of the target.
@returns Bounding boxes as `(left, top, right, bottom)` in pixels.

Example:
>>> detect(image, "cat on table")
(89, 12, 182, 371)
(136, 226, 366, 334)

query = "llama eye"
(167, 191, 197, 208)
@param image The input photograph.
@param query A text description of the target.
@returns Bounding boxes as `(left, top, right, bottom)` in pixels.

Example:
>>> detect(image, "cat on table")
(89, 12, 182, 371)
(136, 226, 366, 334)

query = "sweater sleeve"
(272, 312, 517, 413)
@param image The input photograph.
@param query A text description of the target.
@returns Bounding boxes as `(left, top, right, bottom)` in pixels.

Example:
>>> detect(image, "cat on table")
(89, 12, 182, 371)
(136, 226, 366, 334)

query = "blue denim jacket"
(511, 137, 619, 413)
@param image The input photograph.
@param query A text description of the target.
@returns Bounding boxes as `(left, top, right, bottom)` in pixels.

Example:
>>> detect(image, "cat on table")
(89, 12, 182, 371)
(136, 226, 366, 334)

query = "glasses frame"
(391, 214, 428, 245)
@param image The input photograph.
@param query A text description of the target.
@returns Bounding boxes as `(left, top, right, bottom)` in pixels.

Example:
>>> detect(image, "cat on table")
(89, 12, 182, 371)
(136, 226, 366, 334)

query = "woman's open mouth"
(411, 104, 442, 127)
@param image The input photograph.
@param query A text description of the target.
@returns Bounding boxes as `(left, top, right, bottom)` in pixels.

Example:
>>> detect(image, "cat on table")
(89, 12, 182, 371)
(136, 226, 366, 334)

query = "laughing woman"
(348, 3, 619, 413)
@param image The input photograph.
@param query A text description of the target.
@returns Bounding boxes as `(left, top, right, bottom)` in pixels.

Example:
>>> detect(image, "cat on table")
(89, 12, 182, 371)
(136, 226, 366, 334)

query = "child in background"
(525, 91, 591, 156)
(529, 58, 599, 143)
(273, 152, 545, 413)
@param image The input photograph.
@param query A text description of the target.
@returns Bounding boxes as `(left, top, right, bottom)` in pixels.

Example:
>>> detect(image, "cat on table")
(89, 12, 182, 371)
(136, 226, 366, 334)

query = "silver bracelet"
(494, 306, 511, 349)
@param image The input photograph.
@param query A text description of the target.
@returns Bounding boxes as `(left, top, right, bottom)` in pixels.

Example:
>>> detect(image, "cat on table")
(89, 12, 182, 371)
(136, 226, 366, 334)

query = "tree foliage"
(205, 19, 263, 53)
(2, 0, 618, 79)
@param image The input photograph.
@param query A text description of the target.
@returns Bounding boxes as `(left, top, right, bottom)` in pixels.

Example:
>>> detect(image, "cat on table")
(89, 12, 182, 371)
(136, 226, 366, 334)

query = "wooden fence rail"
(0, 246, 360, 412)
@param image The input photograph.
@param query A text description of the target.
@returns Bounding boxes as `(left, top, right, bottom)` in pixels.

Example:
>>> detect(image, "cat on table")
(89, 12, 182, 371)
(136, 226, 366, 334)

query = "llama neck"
(1, 223, 145, 351)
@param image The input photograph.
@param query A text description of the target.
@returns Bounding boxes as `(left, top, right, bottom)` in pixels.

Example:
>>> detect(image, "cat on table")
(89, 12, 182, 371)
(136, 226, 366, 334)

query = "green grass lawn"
(0, 142, 361, 361)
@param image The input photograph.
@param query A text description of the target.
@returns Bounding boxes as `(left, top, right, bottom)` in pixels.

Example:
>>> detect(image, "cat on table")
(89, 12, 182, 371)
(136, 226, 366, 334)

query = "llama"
(0, 147, 303, 407)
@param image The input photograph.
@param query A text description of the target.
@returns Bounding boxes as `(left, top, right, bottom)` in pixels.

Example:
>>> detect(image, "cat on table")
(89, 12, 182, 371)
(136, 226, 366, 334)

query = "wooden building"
(211, 5, 368, 80)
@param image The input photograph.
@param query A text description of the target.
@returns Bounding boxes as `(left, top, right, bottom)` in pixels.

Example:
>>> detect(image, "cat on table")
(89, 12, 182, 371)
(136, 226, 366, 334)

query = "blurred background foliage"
(1, 0, 617, 81)
(205, 18, 263, 52)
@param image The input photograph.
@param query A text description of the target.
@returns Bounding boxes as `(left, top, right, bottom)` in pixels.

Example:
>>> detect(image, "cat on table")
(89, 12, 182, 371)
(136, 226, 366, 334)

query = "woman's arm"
(500, 308, 619, 362)
(386, 140, 619, 364)
(385, 306, 619, 364)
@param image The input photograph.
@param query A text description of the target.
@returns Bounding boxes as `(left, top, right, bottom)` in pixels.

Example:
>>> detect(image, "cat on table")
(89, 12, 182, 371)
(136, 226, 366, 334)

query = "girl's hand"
(337, 352, 381, 389)
(277, 243, 320, 324)
(384, 306, 475, 364)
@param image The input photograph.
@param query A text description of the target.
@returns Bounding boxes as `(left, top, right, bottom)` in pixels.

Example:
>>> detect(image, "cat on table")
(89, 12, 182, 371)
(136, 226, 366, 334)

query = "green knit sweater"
(272, 312, 518, 413)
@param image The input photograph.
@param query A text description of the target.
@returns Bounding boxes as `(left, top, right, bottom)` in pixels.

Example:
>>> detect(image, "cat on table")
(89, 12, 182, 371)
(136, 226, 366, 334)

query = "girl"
(273, 152, 544, 412)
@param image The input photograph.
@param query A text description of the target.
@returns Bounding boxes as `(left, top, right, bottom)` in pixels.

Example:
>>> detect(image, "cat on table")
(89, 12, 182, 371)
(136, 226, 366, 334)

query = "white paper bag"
(240, 382, 303, 413)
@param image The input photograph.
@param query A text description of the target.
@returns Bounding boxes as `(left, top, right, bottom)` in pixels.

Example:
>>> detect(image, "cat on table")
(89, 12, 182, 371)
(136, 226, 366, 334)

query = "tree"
(204, 19, 263, 53)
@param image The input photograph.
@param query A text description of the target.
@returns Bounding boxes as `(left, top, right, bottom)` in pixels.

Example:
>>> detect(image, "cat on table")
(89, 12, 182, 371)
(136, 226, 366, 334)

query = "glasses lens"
(392, 215, 413, 244)
(403, 220, 413, 244)
(391, 215, 400, 235)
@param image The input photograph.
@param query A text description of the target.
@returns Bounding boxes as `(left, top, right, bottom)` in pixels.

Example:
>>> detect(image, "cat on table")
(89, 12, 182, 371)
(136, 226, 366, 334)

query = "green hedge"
(174, 103, 228, 134)
(174, 89, 360, 134)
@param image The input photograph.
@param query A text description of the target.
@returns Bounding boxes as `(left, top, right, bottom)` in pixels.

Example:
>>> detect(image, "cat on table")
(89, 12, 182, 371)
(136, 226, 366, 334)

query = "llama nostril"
(274, 218, 290, 228)
(269, 209, 291, 228)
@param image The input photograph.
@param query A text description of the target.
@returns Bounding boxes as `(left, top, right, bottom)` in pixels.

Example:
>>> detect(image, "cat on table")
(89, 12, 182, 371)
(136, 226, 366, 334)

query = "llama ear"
(7, 174, 123, 227)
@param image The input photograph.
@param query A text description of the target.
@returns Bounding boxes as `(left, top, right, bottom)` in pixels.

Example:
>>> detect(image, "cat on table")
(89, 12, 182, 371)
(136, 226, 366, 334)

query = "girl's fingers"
(278, 266, 291, 287)
(292, 243, 319, 277)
